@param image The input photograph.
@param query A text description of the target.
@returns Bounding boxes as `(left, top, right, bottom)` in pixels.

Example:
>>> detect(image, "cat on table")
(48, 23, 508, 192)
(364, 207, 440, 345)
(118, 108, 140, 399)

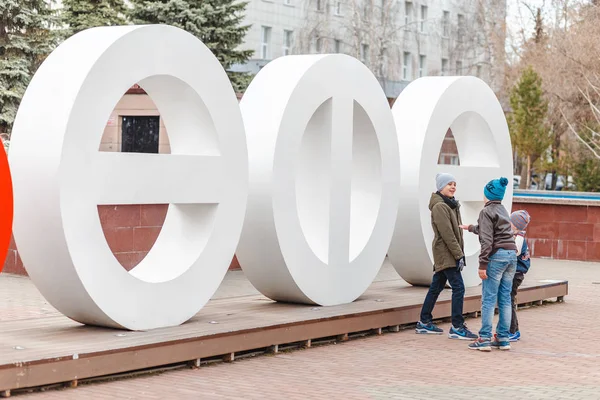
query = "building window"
(121, 116, 159, 154)
(438, 153, 460, 165)
(316, 0, 323, 11)
(457, 13, 465, 41)
(404, 1, 412, 29)
(403, 51, 411, 80)
(441, 58, 448, 76)
(335, 1, 342, 15)
(420, 5, 427, 33)
(283, 30, 293, 55)
(363, 3, 370, 19)
(316, 37, 323, 53)
(381, 47, 388, 75)
(334, 39, 341, 53)
(476, 64, 482, 77)
(360, 43, 369, 63)
(261, 26, 272, 59)
(442, 11, 450, 37)
(419, 55, 426, 77)
(456, 60, 463, 74)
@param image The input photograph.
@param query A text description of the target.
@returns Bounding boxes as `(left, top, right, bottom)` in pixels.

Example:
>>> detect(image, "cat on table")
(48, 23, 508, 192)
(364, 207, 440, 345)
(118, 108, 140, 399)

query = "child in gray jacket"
(460, 177, 517, 351)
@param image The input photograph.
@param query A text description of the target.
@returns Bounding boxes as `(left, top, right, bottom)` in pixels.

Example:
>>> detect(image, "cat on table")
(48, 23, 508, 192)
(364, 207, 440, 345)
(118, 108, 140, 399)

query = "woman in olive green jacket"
(415, 173, 477, 340)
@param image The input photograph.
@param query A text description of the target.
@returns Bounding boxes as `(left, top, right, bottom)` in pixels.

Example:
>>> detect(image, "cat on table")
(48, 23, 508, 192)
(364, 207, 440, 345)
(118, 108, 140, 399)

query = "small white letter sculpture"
(236, 55, 401, 305)
(387, 77, 513, 288)
(9, 25, 248, 330)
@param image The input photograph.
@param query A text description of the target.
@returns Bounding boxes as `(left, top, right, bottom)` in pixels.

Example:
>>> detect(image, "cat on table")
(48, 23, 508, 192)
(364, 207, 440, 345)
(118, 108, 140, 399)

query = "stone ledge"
(514, 190, 600, 207)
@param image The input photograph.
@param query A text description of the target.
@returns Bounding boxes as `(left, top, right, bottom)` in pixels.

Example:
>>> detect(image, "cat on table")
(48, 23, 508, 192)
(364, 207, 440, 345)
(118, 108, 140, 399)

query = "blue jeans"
(479, 249, 517, 339)
(420, 267, 465, 328)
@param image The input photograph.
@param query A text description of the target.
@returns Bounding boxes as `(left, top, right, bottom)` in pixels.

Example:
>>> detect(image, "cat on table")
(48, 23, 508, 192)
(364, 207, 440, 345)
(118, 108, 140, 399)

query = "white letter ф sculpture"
(388, 76, 513, 288)
(9, 25, 248, 330)
(237, 54, 401, 305)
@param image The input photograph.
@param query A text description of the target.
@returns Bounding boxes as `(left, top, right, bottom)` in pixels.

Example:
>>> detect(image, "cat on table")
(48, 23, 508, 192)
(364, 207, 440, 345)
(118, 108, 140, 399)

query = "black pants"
(420, 267, 465, 328)
(510, 271, 525, 334)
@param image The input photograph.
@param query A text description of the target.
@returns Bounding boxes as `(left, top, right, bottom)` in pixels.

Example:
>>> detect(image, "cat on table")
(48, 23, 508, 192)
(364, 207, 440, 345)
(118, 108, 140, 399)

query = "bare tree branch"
(561, 108, 600, 159)
(577, 85, 600, 128)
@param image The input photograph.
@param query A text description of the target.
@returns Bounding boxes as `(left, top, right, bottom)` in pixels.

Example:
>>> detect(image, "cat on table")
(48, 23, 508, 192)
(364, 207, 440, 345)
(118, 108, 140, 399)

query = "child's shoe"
(509, 331, 521, 342)
(491, 334, 511, 350)
(448, 324, 478, 340)
(415, 321, 443, 334)
(468, 337, 492, 351)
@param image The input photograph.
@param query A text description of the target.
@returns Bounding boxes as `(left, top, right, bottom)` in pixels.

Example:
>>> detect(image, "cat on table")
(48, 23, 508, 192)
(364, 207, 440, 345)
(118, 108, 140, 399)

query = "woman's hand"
(478, 269, 488, 280)
(459, 224, 470, 230)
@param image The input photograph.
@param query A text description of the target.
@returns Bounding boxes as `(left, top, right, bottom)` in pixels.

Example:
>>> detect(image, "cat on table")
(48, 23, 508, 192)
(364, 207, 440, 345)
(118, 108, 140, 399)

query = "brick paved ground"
(9, 258, 600, 399)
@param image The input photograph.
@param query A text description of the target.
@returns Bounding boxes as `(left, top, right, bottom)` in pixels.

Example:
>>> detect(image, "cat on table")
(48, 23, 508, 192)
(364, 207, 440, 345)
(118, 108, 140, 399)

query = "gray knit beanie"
(436, 173, 457, 192)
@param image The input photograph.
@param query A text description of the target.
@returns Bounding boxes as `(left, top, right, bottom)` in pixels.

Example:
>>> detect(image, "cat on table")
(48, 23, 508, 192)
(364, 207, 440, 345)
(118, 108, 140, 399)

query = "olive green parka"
(429, 192, 465, 272)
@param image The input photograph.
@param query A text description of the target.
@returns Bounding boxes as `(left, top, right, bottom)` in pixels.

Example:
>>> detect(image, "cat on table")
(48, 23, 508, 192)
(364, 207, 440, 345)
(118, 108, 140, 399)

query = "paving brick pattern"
(9, 258, 600, 399)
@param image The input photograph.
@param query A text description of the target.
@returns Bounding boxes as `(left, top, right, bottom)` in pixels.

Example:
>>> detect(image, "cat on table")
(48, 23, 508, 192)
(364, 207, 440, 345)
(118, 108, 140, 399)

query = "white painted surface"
(9, 25, 248, 330)
(388, 76, 513, 288)
(237, 54, 400, 305)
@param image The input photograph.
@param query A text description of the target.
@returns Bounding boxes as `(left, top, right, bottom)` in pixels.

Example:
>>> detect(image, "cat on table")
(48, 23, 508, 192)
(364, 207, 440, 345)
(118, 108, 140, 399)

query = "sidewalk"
(6, 258, 600, 399)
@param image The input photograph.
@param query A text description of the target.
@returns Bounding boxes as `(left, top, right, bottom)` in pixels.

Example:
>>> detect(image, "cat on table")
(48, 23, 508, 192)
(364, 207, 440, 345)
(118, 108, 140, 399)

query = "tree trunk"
(519, 162, 528, 189)
(550, 131, 561, 190)
(526, 155, 532, 189)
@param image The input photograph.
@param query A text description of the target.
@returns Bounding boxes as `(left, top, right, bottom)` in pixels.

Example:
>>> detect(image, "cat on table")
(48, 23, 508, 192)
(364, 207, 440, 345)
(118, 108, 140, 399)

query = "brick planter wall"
(4, 199, 600, 276)
(512, 201, 600, 262)
(3, 204, 241, 275)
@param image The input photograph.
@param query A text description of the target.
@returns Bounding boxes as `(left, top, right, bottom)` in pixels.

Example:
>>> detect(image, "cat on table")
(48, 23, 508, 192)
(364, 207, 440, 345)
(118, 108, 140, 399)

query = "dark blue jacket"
(516, 234, 531, 274)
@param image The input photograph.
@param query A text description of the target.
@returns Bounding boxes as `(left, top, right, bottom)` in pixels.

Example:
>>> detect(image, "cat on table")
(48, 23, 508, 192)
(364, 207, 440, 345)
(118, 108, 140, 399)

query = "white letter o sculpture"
(9, 26, 248, 330)
(388, 77, 513, 288)
(237, 55, 401, 305)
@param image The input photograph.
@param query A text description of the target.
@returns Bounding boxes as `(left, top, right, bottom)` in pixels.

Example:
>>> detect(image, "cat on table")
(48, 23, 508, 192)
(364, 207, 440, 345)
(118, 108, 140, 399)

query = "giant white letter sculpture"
(236, 55, 401, 305)
(9, 25, 248, 330)
(387, 77, 513, 288)
(8, 24, 514, 329)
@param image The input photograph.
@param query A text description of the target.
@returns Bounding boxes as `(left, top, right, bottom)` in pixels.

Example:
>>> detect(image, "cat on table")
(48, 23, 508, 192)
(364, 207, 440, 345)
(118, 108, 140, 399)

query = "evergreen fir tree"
(571, 145, 600, 192)
(130, 0, 253, 92)
(534, 8, 545, 44)
(61, 0, 128, 38)
(508, 66, 550, 189)
(0, 0, 57, 136)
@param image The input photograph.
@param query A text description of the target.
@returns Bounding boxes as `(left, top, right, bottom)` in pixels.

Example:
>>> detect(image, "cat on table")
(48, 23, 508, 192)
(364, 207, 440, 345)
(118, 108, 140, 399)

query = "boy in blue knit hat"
(509, 209, 532, 342)
(460, 177, 517, 351)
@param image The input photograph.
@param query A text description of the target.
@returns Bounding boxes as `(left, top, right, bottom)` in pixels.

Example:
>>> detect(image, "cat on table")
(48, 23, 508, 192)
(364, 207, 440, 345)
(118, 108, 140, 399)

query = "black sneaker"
(415, 321, 443, 334)
(448, 325, 478, 340)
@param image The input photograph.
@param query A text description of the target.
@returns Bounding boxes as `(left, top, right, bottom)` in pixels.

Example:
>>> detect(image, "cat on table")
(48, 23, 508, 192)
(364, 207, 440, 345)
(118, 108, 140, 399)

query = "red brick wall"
(3, 204, 241, 276)
(4, 200, 599, 276)
(512, 202, 600, 262)
(100, 204, 167, 270)
(438, 129, 459, 165)
(3, 236, 22, 275)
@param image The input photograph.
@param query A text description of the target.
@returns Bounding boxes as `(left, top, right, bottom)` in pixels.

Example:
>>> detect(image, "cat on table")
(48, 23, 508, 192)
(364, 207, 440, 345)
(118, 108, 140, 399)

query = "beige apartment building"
(234, 0, 507, 97)
(101, 1, 503, 157)
(100, 86, 458, 164)
(100, 86, 241, 155)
